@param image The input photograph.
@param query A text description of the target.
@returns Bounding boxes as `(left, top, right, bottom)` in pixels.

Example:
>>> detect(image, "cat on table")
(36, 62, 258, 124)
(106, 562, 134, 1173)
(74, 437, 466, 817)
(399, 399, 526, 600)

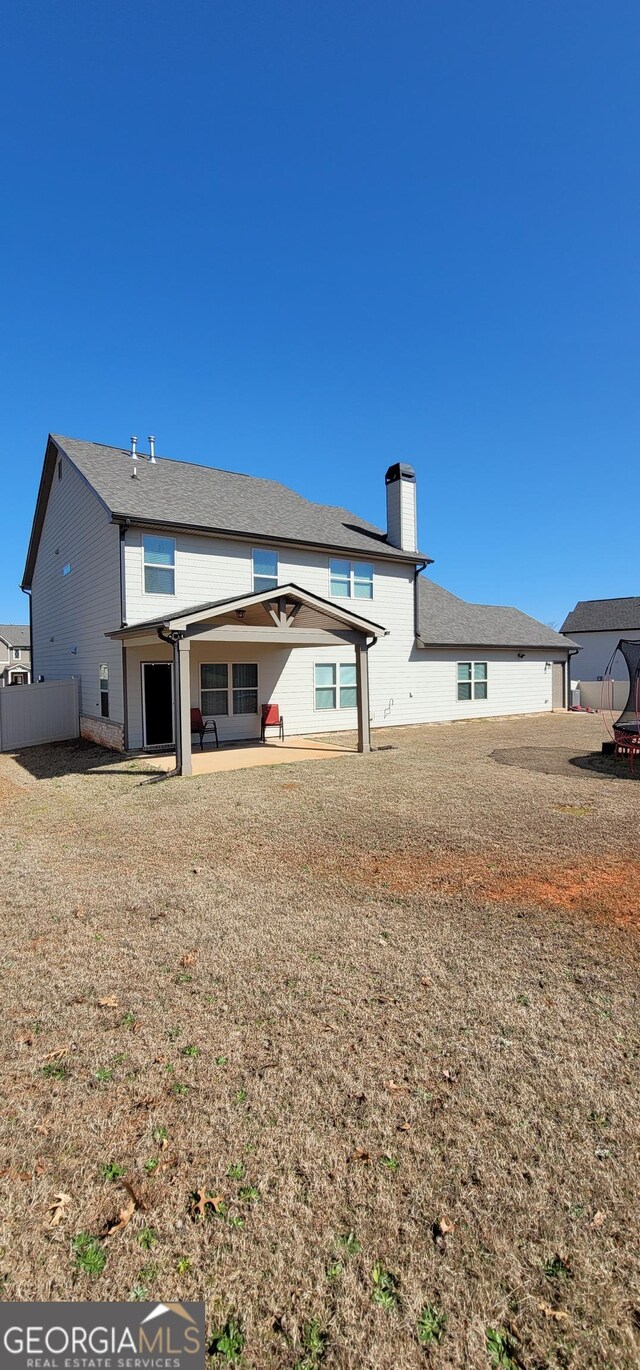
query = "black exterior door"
(143, 663, 174, 747)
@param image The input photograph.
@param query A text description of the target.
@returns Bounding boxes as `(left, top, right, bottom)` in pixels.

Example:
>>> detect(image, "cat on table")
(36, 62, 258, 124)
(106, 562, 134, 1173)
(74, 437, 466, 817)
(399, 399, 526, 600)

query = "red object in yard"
(190, 707, 219, 750)
(261, 703, 284, 742)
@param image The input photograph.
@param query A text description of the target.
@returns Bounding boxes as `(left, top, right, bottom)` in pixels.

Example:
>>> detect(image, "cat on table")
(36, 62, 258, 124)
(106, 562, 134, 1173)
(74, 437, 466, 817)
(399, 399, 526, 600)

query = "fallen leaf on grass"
(120, 1178, 145, 1210)
(591, 1210, 606, 1228)
(348, 1148, 371, 1164)
(384, 1080, 408, 1094)
(47, 1192, 72, 1227)
(0, 1167, 32, 1182)
(538, 1300, 569, 1322)
(97, 995, 119, 1008)
(437, 1215, 455, 1235)
(35, 1124, 50, 1137)
(44, 1047, 68, 1063)
(102, 1196, 135, 1237)
(420, 976, 433, 987)
(179, 953, 197, 967)
(192, 1189, 225, 1216)
(16, 1031, 34, 1047)
(73, 908, 86, 919)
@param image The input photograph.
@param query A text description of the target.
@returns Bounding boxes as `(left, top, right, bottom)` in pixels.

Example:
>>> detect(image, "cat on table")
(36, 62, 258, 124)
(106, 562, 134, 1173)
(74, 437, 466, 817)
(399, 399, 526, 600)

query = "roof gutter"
(415, 638, 577, 652)
(110, 513, 432, 569)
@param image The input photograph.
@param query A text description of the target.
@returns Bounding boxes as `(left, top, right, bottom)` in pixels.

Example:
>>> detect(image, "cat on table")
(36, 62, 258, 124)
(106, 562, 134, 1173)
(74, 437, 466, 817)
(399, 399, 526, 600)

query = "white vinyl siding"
(30, 453, 123, 725)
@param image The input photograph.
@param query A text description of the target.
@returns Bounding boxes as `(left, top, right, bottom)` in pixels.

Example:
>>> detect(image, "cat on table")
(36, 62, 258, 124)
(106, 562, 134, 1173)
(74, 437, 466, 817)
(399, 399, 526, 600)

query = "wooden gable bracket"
(264, 598, 303, 630)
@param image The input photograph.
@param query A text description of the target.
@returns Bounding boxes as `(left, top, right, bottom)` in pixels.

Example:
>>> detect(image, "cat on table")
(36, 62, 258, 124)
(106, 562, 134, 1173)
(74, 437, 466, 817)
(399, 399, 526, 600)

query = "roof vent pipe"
(130, 436, 138, 460)
(148, 435, 156, 463)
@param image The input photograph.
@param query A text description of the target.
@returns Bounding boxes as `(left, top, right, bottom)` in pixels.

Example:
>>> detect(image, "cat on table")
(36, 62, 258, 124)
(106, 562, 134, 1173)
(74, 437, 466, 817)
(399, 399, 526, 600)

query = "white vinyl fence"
(576, 680, 629, 712)
(0, 678, 80, 751)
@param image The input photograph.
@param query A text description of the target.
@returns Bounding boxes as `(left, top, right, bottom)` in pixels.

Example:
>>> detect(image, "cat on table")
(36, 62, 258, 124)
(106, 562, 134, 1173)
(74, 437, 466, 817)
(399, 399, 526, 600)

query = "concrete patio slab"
(147, 735, 355, 775)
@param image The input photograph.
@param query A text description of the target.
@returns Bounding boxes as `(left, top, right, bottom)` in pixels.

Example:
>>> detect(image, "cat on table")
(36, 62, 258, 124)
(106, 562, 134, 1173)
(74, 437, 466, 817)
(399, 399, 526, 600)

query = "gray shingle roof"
(417, 578, 575, 650)
(0, 624, 30, 648)
(561, 597, 640, 633)
(52, 435, 428, 563)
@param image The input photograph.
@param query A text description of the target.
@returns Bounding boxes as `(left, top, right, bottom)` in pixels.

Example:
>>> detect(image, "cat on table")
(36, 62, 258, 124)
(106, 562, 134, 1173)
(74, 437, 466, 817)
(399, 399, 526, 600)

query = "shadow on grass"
(5, 738, 161, 781)
(492, 745, 639, 782)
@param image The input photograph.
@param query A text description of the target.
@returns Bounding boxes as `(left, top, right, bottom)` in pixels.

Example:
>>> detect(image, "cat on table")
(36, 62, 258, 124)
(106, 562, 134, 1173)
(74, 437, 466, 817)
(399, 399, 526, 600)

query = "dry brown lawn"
(1, 711, 639, 1369)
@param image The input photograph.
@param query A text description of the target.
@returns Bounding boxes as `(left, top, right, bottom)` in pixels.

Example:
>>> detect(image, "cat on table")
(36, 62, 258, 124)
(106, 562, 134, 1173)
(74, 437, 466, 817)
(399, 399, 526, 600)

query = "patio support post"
(172, 634, 192, 776)
(355, 641, 371, 754)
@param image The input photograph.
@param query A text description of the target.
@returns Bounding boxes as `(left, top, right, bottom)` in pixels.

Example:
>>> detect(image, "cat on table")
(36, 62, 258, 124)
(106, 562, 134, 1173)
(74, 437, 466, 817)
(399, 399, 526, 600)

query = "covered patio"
(108, 583, 387, 775)
(146, 733, 354, 775)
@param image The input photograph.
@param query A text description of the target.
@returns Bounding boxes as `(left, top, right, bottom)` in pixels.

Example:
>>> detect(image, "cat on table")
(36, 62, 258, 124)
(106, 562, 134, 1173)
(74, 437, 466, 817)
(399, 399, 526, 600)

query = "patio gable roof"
(107, 582, 388, 643)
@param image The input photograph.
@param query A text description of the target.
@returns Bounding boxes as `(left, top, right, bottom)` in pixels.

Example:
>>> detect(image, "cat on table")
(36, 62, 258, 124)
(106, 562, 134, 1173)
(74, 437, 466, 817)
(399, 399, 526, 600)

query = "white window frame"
(143, 535, 176, 596)
(200, 662, 260, 717)
(99, 664, 109, 718)
(313, 661, 358, 711)
(328, 558, 373, 600)
(457, 661, 488, 702)
(252, 547, 279, 592)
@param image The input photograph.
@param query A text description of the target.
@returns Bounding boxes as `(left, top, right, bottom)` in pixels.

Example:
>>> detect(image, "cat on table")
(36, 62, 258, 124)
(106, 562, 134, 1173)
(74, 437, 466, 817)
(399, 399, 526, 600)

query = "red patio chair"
(191, 707, 219, 750)
(261, 703, 284, 742)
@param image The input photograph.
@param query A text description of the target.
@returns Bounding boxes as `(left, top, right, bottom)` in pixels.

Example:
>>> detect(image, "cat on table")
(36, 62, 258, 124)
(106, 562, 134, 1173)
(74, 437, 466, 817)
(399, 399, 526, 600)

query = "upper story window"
(457, 662, 488, 701)
(143, 535, 175, 595)
(329, 559, 373, 600)
(13, 648, 21, 660)
(252, 548, 278, 592)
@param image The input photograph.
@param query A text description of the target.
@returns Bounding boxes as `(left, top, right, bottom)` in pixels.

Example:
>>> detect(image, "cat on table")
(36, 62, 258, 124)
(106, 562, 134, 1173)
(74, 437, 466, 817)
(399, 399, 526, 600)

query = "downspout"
(566, 647, 579, 709)
(119, 526, 128, 747)
(413, 561, 428, 640)
(23, 587, 33, 681)
(158, 626, 184, 770)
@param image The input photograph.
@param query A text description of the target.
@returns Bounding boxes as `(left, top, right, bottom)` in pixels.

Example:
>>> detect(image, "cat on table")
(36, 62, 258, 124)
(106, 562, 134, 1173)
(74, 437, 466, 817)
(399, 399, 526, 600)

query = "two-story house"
(22, 435, 575, 774)
(0, 625, 31, 687)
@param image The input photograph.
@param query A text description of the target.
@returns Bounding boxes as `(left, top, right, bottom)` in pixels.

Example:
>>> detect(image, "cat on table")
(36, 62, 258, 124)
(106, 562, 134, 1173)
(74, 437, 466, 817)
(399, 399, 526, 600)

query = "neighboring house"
(0, 625, 31, 687)
(22, 435, 575, 773)
(561, 598, 640, 681)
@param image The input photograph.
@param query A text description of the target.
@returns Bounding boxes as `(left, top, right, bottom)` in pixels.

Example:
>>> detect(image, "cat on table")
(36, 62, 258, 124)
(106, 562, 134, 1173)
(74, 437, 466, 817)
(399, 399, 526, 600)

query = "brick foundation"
(80, 715, 125, 752)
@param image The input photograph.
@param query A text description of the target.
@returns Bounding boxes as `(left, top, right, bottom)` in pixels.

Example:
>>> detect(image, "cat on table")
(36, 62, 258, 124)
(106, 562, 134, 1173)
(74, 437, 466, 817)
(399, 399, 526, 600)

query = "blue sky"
(1, 0, 637, 626)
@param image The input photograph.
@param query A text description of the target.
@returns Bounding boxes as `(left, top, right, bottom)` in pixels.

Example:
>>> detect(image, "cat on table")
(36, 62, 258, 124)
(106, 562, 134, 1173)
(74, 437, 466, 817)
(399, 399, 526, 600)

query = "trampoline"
(604, 639, 640, 770)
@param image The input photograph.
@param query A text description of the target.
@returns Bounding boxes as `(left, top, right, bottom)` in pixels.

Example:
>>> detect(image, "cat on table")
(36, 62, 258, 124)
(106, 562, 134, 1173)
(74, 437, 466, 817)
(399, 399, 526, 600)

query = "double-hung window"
(99, 664, 109, 718)
(329, 559, 373, 599)
(457, 661, 488, 701)
(232, 663, 258, 714)
(200, 663, 259, 716)
(314, 662, 358, 710)
(143, 535, 175, 595)
(252, 548, 278, 592)
(201, 663, 229, 716)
